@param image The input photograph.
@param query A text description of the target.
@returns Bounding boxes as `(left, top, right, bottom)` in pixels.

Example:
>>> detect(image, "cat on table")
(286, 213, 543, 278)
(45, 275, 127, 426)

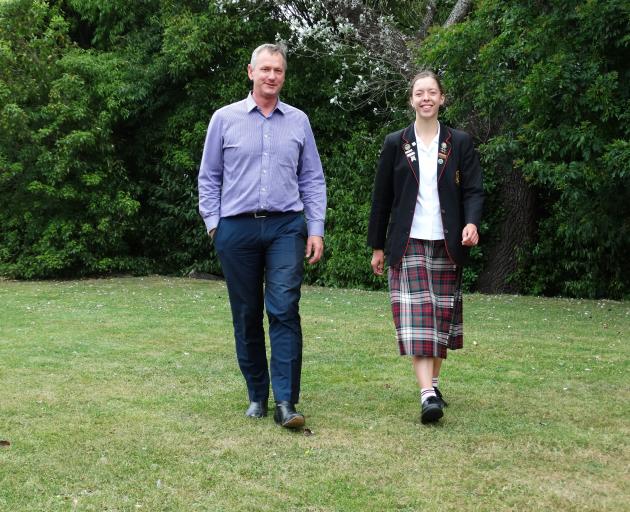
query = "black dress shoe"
(245, 401, 268, 418)
(421, 396, 444, 424)
(434, 387, 448, 407)
(273, 401, 305, 428)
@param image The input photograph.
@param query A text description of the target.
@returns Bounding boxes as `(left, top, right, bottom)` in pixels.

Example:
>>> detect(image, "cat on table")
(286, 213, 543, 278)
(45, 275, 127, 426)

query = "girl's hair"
(408, 70, 444, 97)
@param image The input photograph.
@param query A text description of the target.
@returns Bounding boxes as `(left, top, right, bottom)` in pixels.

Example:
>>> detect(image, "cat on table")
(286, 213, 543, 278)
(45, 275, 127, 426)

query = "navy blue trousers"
(214, 212, 306, 404)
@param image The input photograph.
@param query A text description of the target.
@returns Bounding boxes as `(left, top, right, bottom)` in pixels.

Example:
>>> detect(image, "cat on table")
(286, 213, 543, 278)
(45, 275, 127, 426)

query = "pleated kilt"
(388, 239, 463, 358)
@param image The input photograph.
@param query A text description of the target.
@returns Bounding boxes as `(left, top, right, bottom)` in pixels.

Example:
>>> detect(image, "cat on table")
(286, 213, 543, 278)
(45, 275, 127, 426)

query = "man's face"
(248, 50, 286, 101)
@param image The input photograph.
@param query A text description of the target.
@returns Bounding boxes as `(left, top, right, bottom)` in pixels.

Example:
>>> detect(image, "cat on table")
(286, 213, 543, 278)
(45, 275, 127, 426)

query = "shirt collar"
(414, 124, 440, 151)
(246, 92, 286, 115)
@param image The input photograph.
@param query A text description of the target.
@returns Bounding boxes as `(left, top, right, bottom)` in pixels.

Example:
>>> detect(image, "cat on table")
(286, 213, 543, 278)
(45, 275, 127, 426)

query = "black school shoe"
(434, 387, 448, 407)
(421, 396, 444, 423)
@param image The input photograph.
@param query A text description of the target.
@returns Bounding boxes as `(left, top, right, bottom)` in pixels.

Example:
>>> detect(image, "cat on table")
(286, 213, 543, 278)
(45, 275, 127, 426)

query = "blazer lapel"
(437, 122, 452, 182)
(401, 123, 419, 184)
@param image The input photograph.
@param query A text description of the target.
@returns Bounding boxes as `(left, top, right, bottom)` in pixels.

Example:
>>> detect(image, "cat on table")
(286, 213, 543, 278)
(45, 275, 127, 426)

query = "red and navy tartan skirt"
(388, 239, 463, 359)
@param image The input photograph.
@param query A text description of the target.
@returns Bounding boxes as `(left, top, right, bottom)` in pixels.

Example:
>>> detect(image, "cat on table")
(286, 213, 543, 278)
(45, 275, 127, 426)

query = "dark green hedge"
(1, 0, 628, 299)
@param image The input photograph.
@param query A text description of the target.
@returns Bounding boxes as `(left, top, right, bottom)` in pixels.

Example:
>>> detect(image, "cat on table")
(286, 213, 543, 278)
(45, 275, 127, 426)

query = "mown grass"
(0, 277, 628, 511)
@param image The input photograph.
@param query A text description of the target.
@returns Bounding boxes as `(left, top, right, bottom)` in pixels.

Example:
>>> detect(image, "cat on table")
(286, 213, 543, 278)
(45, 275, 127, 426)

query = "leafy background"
(1, 0, 628, 298)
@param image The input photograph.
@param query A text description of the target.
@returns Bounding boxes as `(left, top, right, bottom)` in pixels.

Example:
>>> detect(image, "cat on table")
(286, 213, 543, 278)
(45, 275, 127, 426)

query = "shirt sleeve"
(198, 113, 224, 233)
(297, 116, 327, 237)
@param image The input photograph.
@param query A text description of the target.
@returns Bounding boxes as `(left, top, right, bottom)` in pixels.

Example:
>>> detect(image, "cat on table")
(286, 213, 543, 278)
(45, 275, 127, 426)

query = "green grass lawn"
(0, 276, 628, 511)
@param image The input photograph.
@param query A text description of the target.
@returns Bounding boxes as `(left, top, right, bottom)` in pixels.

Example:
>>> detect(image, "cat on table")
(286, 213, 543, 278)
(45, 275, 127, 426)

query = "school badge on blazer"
(437, 136, 452, 181)
(403, 143, 417, 162)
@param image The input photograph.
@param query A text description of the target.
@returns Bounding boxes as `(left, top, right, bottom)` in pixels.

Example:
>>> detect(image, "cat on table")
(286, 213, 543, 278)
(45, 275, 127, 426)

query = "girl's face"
(410, 76, 444, 121)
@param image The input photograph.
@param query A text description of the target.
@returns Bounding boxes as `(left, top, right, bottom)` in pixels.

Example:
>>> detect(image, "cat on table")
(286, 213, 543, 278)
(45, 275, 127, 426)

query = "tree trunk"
(477, 167, 537, 294)
(444, 0, 473, 26)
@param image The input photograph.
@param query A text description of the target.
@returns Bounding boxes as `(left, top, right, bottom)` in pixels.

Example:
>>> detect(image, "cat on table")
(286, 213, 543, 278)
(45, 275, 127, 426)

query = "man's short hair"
(250, 43, 287, 70)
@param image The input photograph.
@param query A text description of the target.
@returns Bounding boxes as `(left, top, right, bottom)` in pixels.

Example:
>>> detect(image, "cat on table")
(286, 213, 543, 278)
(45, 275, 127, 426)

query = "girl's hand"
(371, 249, 385, 275)
(461, 224, 479, 246)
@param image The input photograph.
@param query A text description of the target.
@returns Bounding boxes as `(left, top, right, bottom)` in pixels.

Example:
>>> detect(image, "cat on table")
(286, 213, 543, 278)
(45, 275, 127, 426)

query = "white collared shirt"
(410, 125, 444, 240)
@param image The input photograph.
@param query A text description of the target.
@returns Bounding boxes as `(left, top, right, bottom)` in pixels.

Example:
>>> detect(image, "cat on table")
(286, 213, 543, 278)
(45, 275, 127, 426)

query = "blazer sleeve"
(367, 134, 397, 249)
(460, 133, 484, 228)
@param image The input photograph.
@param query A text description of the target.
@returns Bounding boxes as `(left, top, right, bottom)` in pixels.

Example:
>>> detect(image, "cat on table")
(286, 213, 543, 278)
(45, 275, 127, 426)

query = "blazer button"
(444, 229, 449, 234)
(441, 209, 446, 214)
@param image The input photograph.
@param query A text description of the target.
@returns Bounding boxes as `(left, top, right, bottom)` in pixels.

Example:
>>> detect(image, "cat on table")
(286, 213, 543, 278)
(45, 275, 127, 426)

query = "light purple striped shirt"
(198, 94, 326, 236)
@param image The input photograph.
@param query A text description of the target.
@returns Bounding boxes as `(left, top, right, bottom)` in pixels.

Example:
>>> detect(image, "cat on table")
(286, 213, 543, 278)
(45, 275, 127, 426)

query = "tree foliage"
(1, 0, 628, 298)
(278, 0, 630, 298)
(0, 0, 144, 277)
(418, 0, 630, 298)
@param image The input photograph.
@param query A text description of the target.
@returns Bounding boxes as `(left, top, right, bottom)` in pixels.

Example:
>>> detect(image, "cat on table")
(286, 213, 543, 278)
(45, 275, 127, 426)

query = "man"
(198, 43, 326, 429)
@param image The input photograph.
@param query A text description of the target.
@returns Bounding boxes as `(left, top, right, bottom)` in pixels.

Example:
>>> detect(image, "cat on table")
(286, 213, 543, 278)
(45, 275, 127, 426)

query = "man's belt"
(231, 210, 298, 219)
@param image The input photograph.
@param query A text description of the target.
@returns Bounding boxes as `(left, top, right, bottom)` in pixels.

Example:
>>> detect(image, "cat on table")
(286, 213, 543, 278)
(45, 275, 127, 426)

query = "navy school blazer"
(367, 122, 484, 267)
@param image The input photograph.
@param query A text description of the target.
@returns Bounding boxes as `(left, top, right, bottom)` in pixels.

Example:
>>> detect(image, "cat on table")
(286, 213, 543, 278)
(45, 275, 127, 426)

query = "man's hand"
(209, 228, 216, 240)
(461, 224, 479, 247)
(305, 236, 324, 264)
(371, 249, 385, 275)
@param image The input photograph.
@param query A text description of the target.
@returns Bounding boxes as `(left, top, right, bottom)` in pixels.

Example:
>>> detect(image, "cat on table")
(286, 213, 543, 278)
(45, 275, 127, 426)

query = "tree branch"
(270, 0, 475, 111)
(418, 0, 437, 39)
(444, 0, 473, 27)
